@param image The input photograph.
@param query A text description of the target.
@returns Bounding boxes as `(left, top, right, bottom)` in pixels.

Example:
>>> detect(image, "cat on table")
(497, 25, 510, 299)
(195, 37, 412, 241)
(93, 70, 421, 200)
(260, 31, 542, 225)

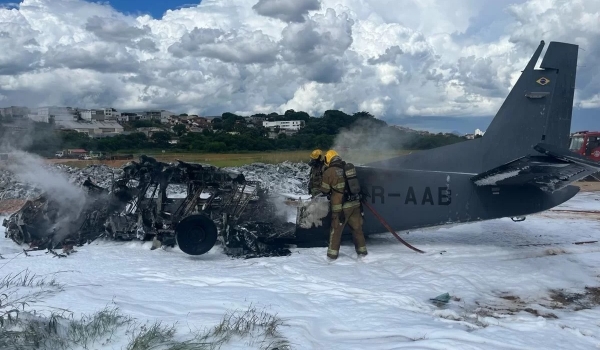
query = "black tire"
(175, 215, 218, 255)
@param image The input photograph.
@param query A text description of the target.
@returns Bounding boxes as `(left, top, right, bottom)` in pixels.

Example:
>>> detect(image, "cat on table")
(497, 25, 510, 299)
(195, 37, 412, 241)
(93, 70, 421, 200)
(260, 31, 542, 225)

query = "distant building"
(262, 120, 304, 131)
(143, 110, 161, 120)
(0, 106, 29, 118)
(54, 120, 124, 137)
(160, 110, 175, 123)
(88, 108, 120, 121)
(267, 129, 299, 139)
(41, 106, 77, 122)
(119, 112, 136, 122)
(136, 127, 164, 137)
(139, 110, 175, 123)
(245, 116, 266, 124)
(27, 106, 76, 123)
(80, 109, 102, 121)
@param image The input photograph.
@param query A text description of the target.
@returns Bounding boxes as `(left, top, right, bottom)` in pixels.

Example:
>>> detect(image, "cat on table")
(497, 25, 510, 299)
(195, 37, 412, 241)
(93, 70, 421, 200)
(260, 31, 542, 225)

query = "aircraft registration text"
(370, 186, 451, 205)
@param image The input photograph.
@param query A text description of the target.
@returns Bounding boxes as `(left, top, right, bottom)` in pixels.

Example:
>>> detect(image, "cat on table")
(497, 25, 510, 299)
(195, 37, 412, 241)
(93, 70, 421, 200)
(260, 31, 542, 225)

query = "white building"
(54, 120, 124, 137)
(117, 114, 130, 122)
(80, 110, 95, 121)
(80, 108, 119, 121)
(475, 128, 485, 137)
(40, 107, 77, 121)
(161, 110, 175, 123)
(27, 106, 77, 123)
(27, 113, 49, 123)
(0, 106, 29, 118)
(262, 120, 304, 131)
(103, 108, 114, 120)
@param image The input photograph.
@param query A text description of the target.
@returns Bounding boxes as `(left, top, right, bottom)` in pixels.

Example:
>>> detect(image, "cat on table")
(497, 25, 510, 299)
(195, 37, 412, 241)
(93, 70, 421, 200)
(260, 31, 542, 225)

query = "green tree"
(151, 131, 172, 147)
(131, 120, 154, 128)
(173, 124, 187, 136)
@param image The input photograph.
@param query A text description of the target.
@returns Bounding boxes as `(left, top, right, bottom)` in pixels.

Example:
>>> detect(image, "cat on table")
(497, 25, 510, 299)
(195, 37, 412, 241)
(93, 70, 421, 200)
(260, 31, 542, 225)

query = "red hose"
(361, 200, 425, 254)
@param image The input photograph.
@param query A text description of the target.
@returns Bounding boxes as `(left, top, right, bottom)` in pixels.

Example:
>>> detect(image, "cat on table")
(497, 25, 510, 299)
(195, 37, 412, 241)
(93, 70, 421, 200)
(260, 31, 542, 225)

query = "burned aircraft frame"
(105, 156, 272, 255)
(3, 155, 296, 258)
(2, 178, 119, 251)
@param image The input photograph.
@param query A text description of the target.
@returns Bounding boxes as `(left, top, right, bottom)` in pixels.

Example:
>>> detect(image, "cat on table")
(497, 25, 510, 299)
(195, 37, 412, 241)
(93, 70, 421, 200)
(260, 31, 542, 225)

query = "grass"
(0, 270, 292, 349)
(48, 149, 414, 168)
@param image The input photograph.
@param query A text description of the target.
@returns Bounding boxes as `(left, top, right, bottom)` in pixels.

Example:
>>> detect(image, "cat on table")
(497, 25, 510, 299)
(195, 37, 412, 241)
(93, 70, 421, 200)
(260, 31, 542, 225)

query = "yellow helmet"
(310, 149, 322, 160)
(324, 149, 339, 165)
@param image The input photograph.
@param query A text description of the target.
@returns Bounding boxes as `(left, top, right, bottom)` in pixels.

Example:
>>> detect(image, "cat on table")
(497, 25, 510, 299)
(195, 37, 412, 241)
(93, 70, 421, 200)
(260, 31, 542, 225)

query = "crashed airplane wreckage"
(2, 155, 333, 258)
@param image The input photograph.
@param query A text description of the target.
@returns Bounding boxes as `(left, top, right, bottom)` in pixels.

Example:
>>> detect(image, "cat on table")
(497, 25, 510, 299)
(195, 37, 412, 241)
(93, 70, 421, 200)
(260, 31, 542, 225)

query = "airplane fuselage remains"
(355, 166, 580, 236)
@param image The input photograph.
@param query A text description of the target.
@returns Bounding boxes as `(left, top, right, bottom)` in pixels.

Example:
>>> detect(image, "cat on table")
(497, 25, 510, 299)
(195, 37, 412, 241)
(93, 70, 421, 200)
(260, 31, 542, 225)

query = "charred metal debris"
(2, 156, 302, 258)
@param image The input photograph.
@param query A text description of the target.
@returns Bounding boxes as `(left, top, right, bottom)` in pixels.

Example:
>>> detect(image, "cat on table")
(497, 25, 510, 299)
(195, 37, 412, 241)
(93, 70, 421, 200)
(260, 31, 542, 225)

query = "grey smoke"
(0, 118, 61, 153)
(3, 148, 90, 245)
(332, 118, 411, 164)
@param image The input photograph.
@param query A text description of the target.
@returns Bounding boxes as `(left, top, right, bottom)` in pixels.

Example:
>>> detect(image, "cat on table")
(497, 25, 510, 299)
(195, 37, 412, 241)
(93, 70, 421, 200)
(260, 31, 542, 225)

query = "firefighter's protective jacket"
(308, 161, 325, 195)
(319, 159, 346, 212)
(320, 158, 361, 212)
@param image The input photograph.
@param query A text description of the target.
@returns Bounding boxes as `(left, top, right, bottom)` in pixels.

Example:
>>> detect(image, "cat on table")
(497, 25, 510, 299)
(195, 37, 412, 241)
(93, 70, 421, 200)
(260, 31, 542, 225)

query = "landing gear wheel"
(175, 215, 218, 255)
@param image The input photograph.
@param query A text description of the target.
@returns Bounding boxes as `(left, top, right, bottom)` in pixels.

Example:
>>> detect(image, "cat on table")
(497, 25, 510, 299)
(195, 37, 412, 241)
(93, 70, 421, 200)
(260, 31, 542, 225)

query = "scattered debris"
(516, 240, 598, 247)
(430, 293, 451, 305)
(523, 308, 558, 319)
(452, 286, 600, 326)
(548, 287, 600, 311)
(2, 156, 318, 259)
(545, 248, 566, 256)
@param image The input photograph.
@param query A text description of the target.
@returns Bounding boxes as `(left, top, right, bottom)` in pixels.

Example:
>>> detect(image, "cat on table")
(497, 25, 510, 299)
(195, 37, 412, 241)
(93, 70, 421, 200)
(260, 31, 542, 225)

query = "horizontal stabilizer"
(471, 143, 600, 192)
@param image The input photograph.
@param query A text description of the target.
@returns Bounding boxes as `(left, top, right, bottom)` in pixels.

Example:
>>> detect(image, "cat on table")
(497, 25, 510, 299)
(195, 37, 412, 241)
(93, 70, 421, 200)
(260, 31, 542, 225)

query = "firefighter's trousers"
(327, 204, 367, 259)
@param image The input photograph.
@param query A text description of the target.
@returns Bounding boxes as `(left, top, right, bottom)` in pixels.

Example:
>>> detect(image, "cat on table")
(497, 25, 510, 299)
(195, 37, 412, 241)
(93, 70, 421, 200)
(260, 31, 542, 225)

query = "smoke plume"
(2, 147, 89, 244)
(270, 193, 304, 223)
(331, 118, 412, 164)
(0, 118, 60, 153)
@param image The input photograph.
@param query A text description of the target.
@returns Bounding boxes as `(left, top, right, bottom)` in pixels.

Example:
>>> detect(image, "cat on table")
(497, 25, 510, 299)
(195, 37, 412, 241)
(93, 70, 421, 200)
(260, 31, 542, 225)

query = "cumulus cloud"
(367, 46, 404, 65)
(0, 0, 599, 117)
(169, 28, 279, 64)
(252, 0, 321, 23)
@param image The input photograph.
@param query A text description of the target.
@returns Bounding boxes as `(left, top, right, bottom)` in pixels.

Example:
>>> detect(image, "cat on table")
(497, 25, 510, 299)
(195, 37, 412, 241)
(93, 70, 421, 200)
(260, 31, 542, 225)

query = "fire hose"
(361, 199, 425, 254)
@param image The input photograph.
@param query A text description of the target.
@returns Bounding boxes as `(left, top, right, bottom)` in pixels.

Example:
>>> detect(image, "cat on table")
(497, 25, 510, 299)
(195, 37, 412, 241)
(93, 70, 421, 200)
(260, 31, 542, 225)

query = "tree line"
(0, 109, 468, 157)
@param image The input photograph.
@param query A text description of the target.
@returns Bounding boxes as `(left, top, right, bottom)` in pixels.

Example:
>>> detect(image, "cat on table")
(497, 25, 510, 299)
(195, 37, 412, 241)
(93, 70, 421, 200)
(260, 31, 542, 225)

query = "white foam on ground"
(1, 192, 600, 349)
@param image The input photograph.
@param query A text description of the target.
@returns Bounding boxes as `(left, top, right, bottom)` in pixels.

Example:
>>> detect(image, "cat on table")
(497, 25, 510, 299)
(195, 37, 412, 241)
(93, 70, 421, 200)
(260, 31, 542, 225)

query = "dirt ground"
(0, 199, 27, 215)
(576, 180, 600, 192)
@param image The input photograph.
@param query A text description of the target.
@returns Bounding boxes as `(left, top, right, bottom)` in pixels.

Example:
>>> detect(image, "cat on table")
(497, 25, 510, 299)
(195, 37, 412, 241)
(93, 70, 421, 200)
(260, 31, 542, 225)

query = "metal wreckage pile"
(1, 156, 330, 259)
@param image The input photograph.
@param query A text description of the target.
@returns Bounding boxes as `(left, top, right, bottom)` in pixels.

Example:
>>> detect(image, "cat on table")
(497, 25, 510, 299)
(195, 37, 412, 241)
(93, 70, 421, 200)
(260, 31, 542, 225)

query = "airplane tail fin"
(480, 41, 579, 169)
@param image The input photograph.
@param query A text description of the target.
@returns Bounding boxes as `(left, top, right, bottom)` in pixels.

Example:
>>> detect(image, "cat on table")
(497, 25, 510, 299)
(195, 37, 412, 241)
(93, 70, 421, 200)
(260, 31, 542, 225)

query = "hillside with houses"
(0, 106, 479, 156)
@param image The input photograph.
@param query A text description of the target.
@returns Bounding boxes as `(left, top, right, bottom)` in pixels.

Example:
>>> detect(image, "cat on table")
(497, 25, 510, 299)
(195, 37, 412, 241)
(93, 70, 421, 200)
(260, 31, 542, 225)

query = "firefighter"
(308, 149, 325, 196)
(320, 149, 367, 260)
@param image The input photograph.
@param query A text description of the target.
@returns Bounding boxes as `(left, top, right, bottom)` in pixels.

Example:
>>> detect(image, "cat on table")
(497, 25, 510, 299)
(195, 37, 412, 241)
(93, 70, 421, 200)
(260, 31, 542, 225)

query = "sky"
(0, 0, 598, 134)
